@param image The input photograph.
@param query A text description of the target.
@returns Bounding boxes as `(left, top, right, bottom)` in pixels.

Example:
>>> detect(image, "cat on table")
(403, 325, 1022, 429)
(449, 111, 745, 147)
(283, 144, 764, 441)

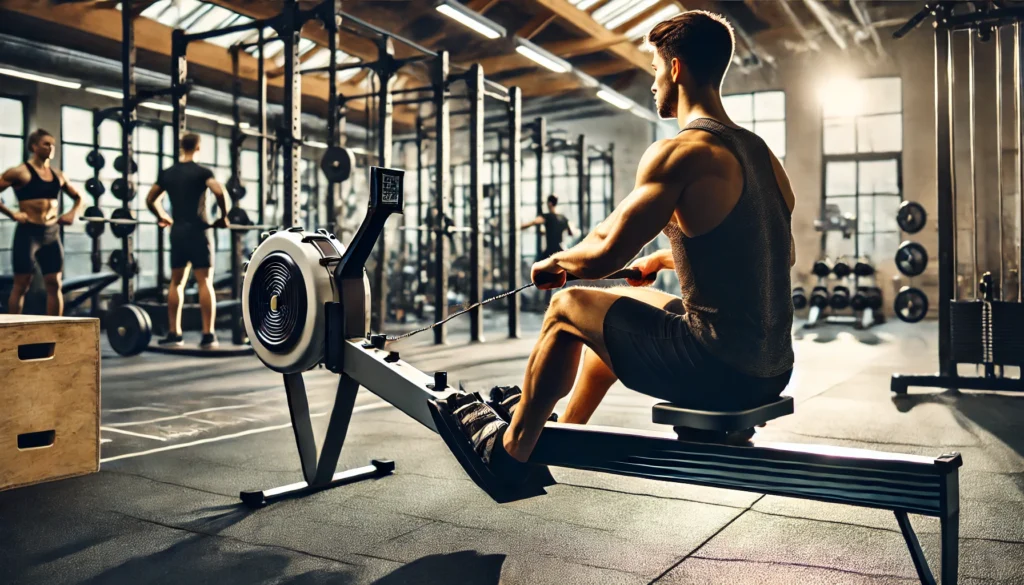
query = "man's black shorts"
(169, 222, 213, 270)
(603, 296, 791, 411)
(12, 223, 63, 275)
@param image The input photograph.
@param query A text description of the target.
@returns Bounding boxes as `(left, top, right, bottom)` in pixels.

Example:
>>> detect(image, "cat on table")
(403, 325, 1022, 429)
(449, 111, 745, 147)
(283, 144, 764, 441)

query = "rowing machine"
(240, 167, 961, 584)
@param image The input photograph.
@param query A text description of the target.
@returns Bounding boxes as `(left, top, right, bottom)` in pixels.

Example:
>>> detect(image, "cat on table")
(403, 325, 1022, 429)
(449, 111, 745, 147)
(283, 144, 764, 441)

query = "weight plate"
(108, 249, 139, 278)
(85, 206, 105, 239)
(894, 286, 929, 323)
(226, 177, 247, 200)
(896, 200, 927, 234)
(895, 241, 928, 277)
(86, 150, 105, 170)
(85, 177, 105, 198)
(320, 146, 354, 183)
(111, 207, 137, 238)
(112, 155, 137, 174)
(111, 178, 135, 202)
(227, 207, 252, 226)
(106, 304, 152, 356)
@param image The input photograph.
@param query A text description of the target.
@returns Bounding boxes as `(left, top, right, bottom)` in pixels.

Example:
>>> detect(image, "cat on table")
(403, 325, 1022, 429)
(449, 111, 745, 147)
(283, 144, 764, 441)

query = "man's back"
(158, 161, 213, 224)
(665, 118, 795, 378)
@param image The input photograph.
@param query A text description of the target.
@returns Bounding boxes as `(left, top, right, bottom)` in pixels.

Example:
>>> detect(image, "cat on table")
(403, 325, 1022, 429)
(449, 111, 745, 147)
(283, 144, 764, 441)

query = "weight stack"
(0, 315, 100, 491)
(992, 302, 1024, 367)
(950, 301, 984, 364)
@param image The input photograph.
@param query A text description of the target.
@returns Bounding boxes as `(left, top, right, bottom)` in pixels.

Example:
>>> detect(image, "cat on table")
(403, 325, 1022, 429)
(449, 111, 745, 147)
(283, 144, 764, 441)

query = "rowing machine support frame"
(240, 167, 961, 584)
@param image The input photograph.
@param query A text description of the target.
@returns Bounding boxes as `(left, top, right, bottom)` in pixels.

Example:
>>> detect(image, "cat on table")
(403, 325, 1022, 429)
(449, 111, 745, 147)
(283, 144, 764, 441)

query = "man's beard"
(656, 84, 677, 119)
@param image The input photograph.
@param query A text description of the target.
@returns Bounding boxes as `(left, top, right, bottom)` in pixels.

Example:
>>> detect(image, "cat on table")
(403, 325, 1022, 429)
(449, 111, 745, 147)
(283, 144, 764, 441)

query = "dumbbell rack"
(796, 258, 884, 330)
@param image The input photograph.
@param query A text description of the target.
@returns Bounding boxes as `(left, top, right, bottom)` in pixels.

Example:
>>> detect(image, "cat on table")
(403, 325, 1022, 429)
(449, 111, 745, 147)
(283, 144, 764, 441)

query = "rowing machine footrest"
(652, 396, 794, 432)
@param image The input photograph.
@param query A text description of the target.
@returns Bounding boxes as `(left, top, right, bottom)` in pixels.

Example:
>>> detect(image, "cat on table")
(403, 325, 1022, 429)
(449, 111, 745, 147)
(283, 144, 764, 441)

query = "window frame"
(820, 76, 904, 262)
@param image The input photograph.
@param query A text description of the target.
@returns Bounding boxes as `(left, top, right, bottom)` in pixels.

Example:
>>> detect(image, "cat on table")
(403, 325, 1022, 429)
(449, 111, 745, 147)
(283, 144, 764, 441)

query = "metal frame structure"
(891, 3, 1024, 395)
(241, 173, 962, 585)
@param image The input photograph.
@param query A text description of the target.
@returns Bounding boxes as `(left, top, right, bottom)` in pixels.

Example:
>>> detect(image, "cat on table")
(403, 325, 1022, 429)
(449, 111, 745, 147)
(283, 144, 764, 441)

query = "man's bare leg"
(167, 266, 190, 335)
(561, 286, 680, 425)
(194, 267, 215, 335)
(561, 348, 617, 424)
(504, 286, 623, 462)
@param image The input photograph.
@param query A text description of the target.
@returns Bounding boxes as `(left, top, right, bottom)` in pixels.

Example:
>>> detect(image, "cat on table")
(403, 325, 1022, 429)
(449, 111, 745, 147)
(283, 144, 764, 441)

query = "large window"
(723, 90, 786, 160)
(821, 77, 903, 262)
(0, 96, 26, 274)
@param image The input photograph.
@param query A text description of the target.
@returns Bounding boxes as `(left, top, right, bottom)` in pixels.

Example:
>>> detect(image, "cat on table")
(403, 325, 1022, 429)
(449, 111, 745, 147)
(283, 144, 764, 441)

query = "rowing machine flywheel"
(242, 229, 347, 373)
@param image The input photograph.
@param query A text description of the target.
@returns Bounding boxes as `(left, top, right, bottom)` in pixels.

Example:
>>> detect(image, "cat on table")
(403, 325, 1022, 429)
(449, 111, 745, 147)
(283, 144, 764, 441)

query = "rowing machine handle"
(533, 268, 655, 287)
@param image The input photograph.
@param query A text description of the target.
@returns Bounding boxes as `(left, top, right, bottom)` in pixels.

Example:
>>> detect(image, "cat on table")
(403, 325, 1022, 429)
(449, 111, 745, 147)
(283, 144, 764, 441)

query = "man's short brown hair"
(645, 11, 735, 89)
(27, 128, 53, 148)
(181, 132, 201, 153)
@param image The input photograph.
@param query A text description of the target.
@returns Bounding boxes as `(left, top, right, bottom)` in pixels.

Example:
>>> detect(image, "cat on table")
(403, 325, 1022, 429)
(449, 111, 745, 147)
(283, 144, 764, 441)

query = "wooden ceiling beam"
(466, 0, 502, 13)
(527, 0, 652, 73)
(517, 11, 557, 40)
(546, 35, 630, 59)
(0, 0, 416, 128)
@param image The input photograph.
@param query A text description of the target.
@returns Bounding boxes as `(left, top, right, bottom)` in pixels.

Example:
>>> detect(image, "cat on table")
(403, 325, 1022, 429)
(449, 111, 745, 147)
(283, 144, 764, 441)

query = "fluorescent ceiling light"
(625, 6, 681, 40)
(597, 88, 632, 110)
(86, 87, 124, 99)
(0, 67, 81, 89)
(515, 39, 571, 73)
(436, 2, 505, 40)
(304, 140, 329, 149)
(603, 0, 660, 30)
(574, 70, 600, 89)
(575, 0, 603, 10)
(592, 0, 633, 23)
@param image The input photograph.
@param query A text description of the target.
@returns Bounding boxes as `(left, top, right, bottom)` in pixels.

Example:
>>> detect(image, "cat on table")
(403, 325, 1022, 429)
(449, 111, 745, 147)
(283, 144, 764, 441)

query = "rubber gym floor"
(2, 315, 1023, 585)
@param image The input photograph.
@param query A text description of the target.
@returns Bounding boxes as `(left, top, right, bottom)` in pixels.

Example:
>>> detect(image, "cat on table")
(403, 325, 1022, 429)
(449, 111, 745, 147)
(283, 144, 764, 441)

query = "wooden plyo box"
(0, 315, 100, 491)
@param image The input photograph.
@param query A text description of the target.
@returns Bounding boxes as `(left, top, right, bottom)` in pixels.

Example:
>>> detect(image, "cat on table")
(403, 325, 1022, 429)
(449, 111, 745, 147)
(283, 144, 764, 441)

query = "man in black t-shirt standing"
(145, 132, 229, 348)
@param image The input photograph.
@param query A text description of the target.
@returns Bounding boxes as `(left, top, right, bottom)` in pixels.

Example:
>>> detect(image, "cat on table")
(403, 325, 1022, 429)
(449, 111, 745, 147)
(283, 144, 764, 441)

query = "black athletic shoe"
(487, 385, 558, 423)
(158, 333, 184, 346)
(200, 333, 219, 348)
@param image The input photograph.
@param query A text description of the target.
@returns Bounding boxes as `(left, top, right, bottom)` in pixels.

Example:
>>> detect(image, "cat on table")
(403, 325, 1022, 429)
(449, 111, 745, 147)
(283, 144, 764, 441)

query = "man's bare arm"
(520, 216, 543, 230)
(207, 177, 229, 224)
(550, 140, 683, 279)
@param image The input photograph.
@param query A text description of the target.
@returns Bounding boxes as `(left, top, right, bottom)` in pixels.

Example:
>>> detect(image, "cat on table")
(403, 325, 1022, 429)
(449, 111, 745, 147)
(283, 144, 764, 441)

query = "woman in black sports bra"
(0, 128, 83, 315)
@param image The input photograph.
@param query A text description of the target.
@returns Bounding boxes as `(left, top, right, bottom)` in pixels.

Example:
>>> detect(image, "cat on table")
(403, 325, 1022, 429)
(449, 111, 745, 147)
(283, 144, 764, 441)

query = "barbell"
(80, 206, 280, 238)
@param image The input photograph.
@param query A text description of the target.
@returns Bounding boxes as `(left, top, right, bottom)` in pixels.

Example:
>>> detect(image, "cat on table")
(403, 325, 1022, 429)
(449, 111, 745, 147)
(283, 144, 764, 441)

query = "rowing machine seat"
(652, 396, 794, 443)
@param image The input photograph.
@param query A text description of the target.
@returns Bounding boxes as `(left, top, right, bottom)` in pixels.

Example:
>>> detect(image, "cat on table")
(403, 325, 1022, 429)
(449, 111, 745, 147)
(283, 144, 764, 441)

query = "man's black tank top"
(14, 162, 61, 201)
(663, 118, 794, 378)
(541, 212, 568, 251)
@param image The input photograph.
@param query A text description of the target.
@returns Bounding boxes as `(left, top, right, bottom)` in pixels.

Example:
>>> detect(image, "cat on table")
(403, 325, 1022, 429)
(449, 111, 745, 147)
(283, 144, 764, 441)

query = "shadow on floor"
(793, 324, 884, 345)
(893, 389, 1024, 461)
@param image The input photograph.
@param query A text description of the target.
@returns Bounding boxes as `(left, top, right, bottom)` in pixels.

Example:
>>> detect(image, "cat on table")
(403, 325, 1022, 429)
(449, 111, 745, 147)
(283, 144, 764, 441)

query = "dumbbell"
(792, 287, 808, 310)
(832, 258, 852, 279)
(809, 285, 830, 309)
(867, 287, 883, 310)
(830, 285, 851, 310)
(853, 258, 874, 277)
(851, 286, 870, 311)
(811, 258, 832, 278)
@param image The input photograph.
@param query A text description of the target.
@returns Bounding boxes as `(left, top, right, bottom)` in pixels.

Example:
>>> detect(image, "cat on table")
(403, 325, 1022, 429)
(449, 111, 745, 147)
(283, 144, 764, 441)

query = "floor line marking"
(100, 401, 392, 463)
(100, 427, 168, 442)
